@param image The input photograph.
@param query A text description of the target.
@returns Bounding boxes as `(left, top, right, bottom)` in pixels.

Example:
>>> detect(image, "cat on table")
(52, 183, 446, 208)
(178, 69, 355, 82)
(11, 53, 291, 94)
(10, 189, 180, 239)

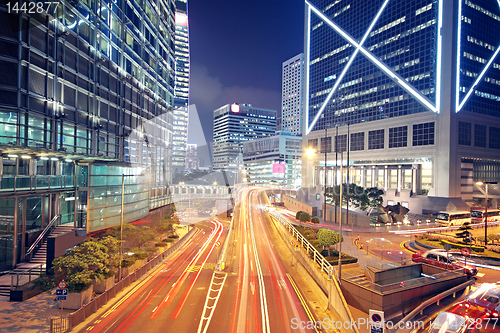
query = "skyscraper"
(304, 0, 500, 213)
(0, 0, 176, 270)
(212, 103, 277, 171)
(172, 0, 190, 173)
(281, 53, 304, 136)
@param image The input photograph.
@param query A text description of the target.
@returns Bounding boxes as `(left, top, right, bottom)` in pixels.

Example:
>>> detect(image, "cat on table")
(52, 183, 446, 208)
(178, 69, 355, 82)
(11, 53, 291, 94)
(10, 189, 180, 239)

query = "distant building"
(303, 0, 500, 214)
(276, 116, 282, 131)
(212, 103, 277, 171)
(185, 143, 198, 170)
(243, 132, 302, 188)
(172, 0, 190, 172)
(281, 53, 304, 136)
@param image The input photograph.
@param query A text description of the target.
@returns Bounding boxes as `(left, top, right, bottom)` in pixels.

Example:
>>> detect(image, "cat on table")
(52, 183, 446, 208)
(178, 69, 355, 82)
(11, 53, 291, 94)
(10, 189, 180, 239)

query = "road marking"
(400, 241, 415, 254)
(286, 273, 321, 333)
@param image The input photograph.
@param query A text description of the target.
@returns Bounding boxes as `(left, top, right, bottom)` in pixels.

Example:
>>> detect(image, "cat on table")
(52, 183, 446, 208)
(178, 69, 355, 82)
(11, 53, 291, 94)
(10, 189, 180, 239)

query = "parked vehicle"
(435, 211, 471, 227)
(411, 249, 478, 277)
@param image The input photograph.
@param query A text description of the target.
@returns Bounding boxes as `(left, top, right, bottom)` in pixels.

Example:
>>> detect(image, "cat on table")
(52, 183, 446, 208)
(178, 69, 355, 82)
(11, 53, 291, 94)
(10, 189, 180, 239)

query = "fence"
(267, 210, 360, 333)
(49, 227, 196, 333)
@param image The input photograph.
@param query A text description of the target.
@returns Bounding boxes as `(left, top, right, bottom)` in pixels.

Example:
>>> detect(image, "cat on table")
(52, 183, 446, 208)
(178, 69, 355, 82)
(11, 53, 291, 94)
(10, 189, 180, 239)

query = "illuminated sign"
(175, 12, 188, 27)
(231, 103, 240, 113)
(272, 163, 285, 174)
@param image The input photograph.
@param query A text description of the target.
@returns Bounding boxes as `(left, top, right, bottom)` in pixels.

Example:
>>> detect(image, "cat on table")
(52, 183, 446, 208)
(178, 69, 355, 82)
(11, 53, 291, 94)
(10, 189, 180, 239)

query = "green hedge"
(441, 239, 485, 252)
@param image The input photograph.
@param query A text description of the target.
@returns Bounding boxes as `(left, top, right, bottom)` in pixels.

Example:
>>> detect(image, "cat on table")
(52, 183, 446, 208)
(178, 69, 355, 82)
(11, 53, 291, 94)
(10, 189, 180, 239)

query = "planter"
(60, 285, 93, 310)
(92, 275, 115, 293)
(134, 258, 147, 270)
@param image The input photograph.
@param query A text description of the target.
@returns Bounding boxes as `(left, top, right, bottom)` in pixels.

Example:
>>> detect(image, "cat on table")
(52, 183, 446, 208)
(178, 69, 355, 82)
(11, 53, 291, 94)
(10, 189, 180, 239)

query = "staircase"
(0, 225, 74, 297)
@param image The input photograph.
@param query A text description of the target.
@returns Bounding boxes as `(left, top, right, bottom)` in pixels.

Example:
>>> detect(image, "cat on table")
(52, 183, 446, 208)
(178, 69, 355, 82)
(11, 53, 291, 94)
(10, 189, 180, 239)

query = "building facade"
(0, 0, 177, 270)
(281, 53, 304, 136)
(243, 131, 302, 188)
(303, 0, 500, 214)
(172, 0, 190, 173)
(212, 103, 277, 171)
(185, 143, 198, 170)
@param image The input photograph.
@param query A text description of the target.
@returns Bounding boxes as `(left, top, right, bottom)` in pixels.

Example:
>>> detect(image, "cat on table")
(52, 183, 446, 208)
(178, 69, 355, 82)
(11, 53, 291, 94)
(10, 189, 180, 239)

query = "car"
(412, 249, 478, 277)
(457, 284, 500, 319)
(428, 311, 478, 333)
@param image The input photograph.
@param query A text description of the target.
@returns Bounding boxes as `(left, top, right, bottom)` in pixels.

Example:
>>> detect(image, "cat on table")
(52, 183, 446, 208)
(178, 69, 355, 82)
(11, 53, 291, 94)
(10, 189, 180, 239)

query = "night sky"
(186, 0, 304, 146)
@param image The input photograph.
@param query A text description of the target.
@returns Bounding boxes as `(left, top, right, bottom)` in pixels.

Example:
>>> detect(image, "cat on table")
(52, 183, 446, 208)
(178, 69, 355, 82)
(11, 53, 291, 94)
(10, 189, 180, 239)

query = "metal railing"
(10, 263, 45, 289)
(25, 215, 60, 261)
(49, 226, 197, 333)
(388, 279, 474, 333)
(268, 211, 334, 277)
(0, 175, 76, 192)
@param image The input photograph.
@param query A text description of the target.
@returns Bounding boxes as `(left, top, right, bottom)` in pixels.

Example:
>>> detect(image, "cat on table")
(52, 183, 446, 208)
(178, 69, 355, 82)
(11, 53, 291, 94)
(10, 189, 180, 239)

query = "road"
(205, 188, 321, 333)
(77, 220, 226, 333)
(78, 187, 323, 333)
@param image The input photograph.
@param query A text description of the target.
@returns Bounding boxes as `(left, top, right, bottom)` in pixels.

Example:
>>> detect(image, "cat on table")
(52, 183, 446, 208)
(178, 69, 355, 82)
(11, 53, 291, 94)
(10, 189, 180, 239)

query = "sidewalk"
(0, 225, 191, 333)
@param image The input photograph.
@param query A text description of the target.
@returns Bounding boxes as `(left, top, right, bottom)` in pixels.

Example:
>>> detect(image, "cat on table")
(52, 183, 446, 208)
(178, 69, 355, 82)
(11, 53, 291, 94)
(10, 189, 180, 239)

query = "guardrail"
(389, 279, 474, 333)
(267, 210, 360, 333)
(0, 175, 75, 192)
(49, 226, 197, 333)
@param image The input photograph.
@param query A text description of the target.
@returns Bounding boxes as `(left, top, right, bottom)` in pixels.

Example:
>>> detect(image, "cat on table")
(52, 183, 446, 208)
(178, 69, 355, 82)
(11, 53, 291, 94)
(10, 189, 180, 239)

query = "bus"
(435, 211, 471, 227)
(471, 208, 500, 224)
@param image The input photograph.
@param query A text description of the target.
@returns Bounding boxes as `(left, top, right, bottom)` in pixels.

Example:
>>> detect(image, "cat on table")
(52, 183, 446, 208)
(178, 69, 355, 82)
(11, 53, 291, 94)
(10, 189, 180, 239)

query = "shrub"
(441, 239, 484, 252)
(133, 252, 148, 260)
(487, 245, 500, 253)
(155, 242, 168, 247)
(145, 247, 157, 253)
(121, 258, 135, 268)
(164, 238, 175, 243)
(296, 211, 304, 220)
(311, 216, 320, 224)
(168, 235, 179, 239)
(34, 273, 56, 292)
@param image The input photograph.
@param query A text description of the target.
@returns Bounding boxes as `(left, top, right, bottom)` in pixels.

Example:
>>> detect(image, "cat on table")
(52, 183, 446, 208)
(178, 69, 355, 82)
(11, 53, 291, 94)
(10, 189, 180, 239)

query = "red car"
(411, 249, 478, 277)
(458, 284, 500, 319)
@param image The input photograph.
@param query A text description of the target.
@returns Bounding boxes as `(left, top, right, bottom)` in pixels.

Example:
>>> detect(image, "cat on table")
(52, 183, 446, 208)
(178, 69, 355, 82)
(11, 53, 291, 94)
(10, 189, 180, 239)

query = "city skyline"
(187, 0, 304, 143)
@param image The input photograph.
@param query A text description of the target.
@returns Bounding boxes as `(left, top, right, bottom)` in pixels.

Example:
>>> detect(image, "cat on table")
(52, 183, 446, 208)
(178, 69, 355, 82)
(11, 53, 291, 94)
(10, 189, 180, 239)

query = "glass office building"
(243, 132, 302, 188)
(0, 0, 176, 270)
(172, 0, 189, 173)
(304, 0, 500, 213)
(212, 103, 277, 171)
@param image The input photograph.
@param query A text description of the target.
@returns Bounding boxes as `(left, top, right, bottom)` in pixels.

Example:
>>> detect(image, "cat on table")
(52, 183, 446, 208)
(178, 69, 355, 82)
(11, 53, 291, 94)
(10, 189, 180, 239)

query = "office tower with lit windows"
(172, 0, 190, 173)
(0, 0, 177, 271)
(243, 131, 302, 188)
(281, 53, 304, 136)
(212, 103, 277, 171)
(304, 0, 500, 214)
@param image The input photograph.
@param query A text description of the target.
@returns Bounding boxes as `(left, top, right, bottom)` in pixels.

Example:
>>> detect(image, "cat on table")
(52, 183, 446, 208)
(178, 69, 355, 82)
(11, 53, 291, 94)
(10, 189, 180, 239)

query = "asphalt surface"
(74, 187, 326, 333)
(208, 188, 322, 333)
(76, 220, 227, 333)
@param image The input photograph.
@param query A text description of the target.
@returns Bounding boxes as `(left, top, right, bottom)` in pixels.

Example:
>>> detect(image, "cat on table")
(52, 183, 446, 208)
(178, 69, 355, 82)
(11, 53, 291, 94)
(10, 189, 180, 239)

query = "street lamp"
(119, 171, 151, 281)
(476, 181, 495, 246)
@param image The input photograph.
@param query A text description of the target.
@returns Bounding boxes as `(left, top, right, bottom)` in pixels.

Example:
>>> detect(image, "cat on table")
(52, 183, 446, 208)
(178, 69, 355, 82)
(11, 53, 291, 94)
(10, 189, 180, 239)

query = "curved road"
(78, 188, 323, 333)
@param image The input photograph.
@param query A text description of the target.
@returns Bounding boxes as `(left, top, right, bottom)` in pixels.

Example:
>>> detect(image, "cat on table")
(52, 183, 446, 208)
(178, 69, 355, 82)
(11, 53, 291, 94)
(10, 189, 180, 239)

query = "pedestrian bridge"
(149, 184, 231, 210)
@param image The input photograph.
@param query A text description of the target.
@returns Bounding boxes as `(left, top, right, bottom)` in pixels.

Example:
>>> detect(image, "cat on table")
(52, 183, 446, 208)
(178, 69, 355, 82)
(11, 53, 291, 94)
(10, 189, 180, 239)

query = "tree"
(311, 216, 320, 224)
(296, 211, 304, 220)
(456, 222, 474, 244)
(317, 229, 336, 256)
(325, 185, 383, 215)
(299, 212, 311, 223)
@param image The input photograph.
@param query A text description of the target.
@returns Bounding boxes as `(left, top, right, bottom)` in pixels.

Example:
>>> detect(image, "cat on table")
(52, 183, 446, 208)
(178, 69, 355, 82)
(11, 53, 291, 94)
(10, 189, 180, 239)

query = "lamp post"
(476, 181, 495, 246)
(119, 173, 125, 281)
(324, 128, 328, 221)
